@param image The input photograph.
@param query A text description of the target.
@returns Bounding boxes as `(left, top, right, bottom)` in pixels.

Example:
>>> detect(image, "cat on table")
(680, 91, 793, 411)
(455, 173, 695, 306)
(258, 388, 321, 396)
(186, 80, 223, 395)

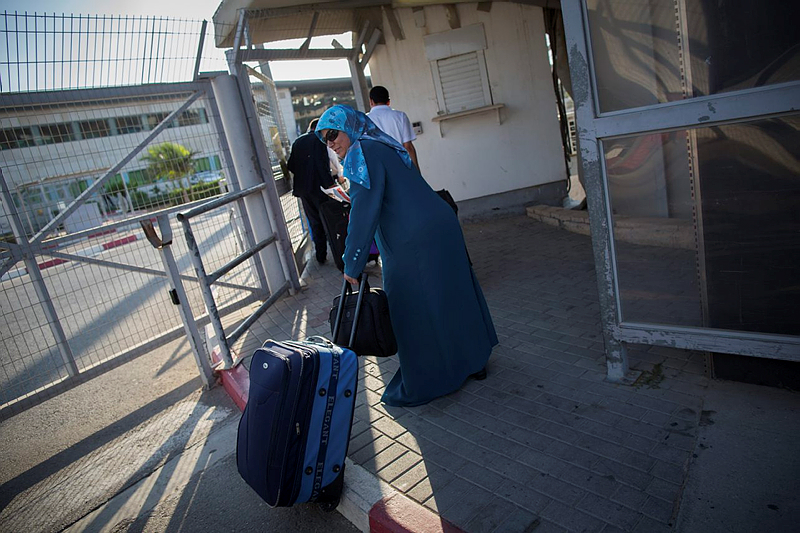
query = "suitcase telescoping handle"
(332, 273, 368, 348)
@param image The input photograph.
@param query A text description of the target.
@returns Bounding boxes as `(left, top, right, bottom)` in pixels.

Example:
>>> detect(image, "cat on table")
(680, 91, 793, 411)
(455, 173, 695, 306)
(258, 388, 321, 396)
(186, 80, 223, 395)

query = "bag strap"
(331, 273, 369, 348)
(310, 344, 340, 501)
(349, 275, 368, 348)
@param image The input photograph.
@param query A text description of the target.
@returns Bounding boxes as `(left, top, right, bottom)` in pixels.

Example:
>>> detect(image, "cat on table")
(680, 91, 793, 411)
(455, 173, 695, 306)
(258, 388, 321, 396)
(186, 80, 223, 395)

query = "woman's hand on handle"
(344, 273, 359, 286)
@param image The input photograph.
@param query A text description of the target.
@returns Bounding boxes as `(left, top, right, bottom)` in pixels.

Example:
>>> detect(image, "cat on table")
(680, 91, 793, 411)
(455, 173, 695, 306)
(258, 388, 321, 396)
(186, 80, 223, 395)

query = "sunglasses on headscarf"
(323, 129, 340, 143)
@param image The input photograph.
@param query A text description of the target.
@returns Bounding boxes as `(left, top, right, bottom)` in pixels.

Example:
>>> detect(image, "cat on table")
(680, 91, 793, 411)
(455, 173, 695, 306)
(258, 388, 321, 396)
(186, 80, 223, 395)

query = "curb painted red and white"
(369, 493, 464, 533)
(339, 457, 464, 533)
(208, 340, 250, 412)
(1, 232, 138, 282)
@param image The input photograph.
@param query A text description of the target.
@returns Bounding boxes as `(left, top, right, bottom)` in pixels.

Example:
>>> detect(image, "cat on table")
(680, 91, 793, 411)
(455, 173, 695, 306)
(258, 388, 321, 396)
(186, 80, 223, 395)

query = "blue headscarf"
(315, 104, 413, 189)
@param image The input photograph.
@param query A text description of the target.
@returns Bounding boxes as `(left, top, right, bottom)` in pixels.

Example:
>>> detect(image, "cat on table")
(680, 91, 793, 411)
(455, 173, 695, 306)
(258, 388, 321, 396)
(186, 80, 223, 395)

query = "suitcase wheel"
(314, 466, 345, 512)
(318, 497, 340, 513)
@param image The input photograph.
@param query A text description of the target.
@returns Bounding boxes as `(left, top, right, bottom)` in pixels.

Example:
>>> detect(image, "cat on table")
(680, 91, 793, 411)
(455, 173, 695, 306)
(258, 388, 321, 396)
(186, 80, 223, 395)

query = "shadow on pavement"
(117, 454, 358, 533)
(0, 380, 200, 513)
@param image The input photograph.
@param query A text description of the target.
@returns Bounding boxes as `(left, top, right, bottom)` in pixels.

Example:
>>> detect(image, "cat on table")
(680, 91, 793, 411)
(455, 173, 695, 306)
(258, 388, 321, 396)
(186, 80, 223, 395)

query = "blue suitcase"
(236, 280, 365, 510)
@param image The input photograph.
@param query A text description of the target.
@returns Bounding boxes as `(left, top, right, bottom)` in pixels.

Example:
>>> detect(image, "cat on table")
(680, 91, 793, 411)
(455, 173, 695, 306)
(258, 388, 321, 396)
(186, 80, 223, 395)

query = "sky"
(0, 0, 355, 81)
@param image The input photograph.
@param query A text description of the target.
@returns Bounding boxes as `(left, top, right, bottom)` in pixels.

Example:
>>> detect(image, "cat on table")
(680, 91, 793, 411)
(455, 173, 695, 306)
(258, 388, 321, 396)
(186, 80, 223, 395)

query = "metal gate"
(0, 13, 302, 420)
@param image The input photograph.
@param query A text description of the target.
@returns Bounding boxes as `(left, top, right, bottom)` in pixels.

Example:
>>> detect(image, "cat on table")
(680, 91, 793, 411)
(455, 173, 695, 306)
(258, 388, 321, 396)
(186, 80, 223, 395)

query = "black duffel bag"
(329, 274, 397, 357)
(436, 188, 472, 265)
(436, 188, 459, 214)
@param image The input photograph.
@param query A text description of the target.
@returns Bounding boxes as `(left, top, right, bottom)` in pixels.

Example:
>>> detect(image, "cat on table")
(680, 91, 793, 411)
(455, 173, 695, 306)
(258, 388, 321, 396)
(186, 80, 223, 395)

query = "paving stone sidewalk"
(227, 215, 713, 533)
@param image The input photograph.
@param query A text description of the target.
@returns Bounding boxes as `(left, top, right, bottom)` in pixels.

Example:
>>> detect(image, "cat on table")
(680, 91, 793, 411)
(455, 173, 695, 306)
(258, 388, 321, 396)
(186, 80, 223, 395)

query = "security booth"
(213, 0, 800, 383)
(213, 0, 571, 220)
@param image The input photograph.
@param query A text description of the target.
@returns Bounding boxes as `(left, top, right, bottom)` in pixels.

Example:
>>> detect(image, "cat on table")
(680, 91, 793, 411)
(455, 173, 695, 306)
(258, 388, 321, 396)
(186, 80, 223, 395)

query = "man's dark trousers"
(301, 189, 331, 263)
(287, 130, 336, 264)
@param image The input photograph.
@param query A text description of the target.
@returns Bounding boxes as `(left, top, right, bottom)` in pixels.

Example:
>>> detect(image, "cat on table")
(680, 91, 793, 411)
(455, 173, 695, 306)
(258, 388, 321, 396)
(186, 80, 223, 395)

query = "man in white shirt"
(366, 86, 419, 170)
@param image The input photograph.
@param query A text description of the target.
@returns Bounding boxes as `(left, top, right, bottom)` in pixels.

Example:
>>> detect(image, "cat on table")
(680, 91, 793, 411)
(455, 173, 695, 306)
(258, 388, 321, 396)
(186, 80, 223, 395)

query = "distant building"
(0, 91, 223, 235)
(275, 77, 366, 139)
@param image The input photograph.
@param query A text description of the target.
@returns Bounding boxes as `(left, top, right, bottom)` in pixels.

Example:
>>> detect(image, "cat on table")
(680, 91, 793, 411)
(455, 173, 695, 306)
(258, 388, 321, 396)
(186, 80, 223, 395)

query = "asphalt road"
(103, 454, 360, 533)
(0, 325, 359, 533)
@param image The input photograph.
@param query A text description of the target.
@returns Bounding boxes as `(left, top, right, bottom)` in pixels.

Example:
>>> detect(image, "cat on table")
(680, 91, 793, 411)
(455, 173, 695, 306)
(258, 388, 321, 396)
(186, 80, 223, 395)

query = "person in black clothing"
(287, 118, 338, 264)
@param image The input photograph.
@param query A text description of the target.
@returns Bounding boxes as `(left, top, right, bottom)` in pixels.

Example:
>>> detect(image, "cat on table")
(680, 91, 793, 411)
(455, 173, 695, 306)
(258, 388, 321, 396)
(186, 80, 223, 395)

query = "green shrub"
(130, 190, 171, 210)
(190, 180, 222, 200)
(129, 190, 150, 210)
(103, 175, 126, 196)
(168, 180, 222, 206)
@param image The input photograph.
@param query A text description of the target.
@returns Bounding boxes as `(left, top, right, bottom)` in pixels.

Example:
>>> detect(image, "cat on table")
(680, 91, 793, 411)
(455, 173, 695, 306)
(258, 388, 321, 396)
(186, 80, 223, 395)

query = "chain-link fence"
(0, 12, 300, 419)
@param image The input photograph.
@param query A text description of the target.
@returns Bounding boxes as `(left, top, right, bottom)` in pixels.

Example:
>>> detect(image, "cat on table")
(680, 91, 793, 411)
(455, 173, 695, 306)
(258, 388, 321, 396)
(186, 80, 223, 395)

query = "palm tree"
(141, 142, 197, 181)
(141, 142, 196, 205)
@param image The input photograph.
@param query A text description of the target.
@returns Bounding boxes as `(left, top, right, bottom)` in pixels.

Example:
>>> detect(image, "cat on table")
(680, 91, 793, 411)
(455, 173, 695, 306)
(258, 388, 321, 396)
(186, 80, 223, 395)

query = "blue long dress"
(342, 139, 498, 407)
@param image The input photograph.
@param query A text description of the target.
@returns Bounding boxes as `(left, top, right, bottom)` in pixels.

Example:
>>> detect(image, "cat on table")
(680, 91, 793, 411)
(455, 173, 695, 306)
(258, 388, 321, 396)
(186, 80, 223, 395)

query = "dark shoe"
(316, 254, 326, 264)
(470, 368, 487, 381)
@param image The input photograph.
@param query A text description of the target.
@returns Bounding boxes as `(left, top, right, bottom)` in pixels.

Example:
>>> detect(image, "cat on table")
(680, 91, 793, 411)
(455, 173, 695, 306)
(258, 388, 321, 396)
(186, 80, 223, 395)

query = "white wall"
(0, 98, 221, 187)
(368, 2, 565, 202)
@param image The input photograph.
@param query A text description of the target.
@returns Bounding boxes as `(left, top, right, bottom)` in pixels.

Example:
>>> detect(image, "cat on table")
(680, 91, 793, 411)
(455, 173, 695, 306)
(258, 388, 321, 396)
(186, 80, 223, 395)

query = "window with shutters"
(431, 50, 492, 115)
(424, 24, 502, 125)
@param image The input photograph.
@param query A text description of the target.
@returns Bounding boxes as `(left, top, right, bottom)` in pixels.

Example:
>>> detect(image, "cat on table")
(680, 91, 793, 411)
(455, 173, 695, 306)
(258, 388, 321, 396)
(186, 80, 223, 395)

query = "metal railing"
(0, 13, 266, 418)
(174, 183, 289, 369)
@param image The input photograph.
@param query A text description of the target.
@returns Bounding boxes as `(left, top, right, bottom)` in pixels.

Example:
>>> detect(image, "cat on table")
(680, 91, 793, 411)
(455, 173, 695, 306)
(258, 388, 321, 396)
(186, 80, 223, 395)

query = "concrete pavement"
(0, 330, 358, 533)
(1, 214, 797, 532)
(218, 214, 800, 532)
(674, 379, 800, 532)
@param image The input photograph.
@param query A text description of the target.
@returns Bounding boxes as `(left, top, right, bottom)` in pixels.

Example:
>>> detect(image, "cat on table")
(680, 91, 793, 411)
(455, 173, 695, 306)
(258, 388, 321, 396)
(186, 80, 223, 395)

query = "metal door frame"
(560, 0, 800, 382)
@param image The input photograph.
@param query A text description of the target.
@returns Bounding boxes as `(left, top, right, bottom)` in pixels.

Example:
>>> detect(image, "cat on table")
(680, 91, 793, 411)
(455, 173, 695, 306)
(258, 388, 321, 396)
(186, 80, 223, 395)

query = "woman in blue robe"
(316, 105, 498, 407)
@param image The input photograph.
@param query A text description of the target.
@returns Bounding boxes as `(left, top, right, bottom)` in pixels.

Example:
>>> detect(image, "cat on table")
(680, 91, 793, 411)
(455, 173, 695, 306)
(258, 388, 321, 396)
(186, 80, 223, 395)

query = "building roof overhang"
(212, 0, 559, 48)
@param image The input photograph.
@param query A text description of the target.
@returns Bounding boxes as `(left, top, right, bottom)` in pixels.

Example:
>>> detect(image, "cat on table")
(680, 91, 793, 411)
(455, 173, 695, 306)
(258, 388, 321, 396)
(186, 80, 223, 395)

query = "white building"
(0, 90, 224, 235)
(368, 4, 566, 214)
(214, 1, 570, 218)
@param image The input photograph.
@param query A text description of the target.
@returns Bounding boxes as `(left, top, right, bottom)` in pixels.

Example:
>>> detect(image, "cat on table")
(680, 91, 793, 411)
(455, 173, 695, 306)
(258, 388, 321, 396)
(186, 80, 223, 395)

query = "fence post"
(230, 66, 301, 293)
(203, 85, 270, 299)
(209, 73, 290, 295)
(0, 169, 78, 377)
(140, 214, 214, 388)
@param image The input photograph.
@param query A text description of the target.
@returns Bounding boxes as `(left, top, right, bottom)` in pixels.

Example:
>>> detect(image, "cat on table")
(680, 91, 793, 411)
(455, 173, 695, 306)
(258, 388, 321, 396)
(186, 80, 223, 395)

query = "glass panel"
(0, 127, 35, 150)
(127, 168, 156, 185)
(39, 123, 76, 145)
(194, 156, 212, 173)
(145, 112, 169, 129)
(606, 114, 800, 335)
(115, 115, 143, 134)
(586, 0, 800, 113)
(177, 109, 204, 127)
(79, 119, 110, 139)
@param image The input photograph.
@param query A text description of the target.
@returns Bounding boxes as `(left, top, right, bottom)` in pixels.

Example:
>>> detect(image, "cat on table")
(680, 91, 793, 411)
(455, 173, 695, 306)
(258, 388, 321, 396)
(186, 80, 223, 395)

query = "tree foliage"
(103, 174, 126, 196)
(140, 142, 197, 181)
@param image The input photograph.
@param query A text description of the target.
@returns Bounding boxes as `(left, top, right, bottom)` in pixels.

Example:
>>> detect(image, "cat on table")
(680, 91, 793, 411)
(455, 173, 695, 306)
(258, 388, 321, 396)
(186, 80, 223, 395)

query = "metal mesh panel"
(247, 67, 290, 179)
(1, 92, 225, 231)
(176, 204, 265, 314)
(0, 13, 260, 417)
(0, 89, 264, 412)
(0, 12, 229, 92)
